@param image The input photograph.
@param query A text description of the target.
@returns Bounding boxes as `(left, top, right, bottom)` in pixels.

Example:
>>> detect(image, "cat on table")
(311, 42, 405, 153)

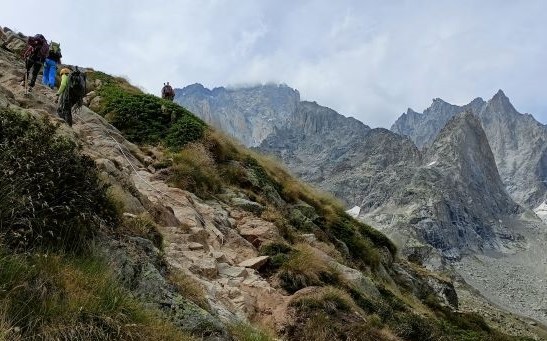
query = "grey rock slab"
(237, 256, 269, 270)
(217, 262, 248, 278)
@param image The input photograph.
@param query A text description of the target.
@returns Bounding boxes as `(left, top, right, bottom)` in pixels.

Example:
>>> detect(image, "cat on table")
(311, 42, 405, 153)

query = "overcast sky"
(3, 0, 546, 128)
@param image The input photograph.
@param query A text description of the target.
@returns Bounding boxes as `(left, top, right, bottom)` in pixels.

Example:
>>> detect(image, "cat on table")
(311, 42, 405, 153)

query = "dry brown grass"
(120, 213, 163, 248)
(228, 321, 276, 341)
(168, 271, 209, 311)
(170, 142, 222, 197)
(106, 184, 129, 215)
(279, 244, 339, 293)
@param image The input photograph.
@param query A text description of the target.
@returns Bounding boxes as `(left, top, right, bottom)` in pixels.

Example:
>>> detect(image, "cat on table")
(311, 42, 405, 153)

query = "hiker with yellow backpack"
(42, 41, 62, 89)
(55, 67, 86, 127)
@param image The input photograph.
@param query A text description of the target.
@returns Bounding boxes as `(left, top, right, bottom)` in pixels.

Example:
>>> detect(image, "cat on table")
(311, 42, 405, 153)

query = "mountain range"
(176, 85, 541, 258)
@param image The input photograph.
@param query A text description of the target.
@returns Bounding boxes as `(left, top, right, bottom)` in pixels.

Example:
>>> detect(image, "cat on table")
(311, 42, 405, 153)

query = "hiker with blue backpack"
(20, 34, 49, 92)
(42, 41, 62, 89)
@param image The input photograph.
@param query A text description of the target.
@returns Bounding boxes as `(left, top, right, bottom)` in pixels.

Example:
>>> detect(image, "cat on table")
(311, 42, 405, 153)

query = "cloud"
(2, 0, 546, 127)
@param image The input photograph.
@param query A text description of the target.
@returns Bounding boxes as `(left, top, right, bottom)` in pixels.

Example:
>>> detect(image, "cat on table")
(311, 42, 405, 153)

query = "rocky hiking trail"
(0, 46, 291, 328)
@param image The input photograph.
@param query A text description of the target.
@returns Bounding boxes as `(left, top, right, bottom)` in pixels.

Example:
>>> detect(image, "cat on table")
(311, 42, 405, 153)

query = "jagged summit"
(391, 90, 547, 207)
(427, 111, 513, 210)
(482, 89, 519, 117)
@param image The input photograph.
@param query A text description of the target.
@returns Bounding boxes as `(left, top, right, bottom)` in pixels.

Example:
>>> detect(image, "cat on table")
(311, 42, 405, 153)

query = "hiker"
(42, 41, 62, 89)
(161, 82, 175, 101)
(56, 67, 86, 127)
(20, 34, 49, 92)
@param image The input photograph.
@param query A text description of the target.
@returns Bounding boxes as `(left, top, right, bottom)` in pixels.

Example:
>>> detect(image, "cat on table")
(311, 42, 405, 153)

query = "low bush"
(323, 214, 382, 268)
(92, 71, 205, 149)
(0, 110, 117, 252)
(258, 241, 293, 273)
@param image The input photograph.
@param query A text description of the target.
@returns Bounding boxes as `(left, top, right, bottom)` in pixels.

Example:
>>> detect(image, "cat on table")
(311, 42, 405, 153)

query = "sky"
(3, 0, 547, 128)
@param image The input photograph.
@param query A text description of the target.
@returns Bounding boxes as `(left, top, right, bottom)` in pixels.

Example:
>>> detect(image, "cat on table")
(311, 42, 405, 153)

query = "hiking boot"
(27, 86, 33, 93)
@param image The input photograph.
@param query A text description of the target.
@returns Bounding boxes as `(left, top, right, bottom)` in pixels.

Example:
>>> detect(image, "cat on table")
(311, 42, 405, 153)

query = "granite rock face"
(392, 90, 547, 208)
(175, 83, 300, 147)
(264, 110, 520, 258)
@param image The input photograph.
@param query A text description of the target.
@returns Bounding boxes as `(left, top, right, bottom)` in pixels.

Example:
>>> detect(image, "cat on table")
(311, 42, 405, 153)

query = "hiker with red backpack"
(42, 41, 62, 89)
(161, 82, 175, 101)
(20, 34, 49, 92)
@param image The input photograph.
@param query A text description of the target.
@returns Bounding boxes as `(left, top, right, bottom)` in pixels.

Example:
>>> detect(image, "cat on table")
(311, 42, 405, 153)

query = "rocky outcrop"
(392, 90, 547, 208)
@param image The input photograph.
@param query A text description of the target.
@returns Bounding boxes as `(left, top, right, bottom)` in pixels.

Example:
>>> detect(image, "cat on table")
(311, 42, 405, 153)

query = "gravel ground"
(454, 219, 547, 327)
(455, 281, 547, 340)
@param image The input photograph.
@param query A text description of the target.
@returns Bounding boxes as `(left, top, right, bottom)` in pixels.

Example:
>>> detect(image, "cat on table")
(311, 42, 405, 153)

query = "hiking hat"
(60, 68, 71, 75)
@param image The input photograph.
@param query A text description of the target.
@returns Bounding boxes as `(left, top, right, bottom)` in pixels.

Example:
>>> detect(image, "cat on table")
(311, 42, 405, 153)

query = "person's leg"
(29, 60, 41, 87)
(66, 107, 73, 126)
(21, 59, 31, 85)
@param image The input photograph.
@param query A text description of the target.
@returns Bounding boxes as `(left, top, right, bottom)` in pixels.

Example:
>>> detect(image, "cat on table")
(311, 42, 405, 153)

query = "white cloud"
(2, 0, 546, 127)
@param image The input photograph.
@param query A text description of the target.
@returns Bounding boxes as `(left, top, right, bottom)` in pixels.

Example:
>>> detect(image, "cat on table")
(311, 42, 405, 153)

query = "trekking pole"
(24, 58, 29, 96)
(23, 59, 28, 95)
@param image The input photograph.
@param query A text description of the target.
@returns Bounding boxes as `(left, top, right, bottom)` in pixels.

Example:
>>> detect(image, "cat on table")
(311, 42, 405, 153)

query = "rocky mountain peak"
(291, 101, 370, 136)
(483, 89, 518, 117)
(428, 111, 502, 186)
(177, 83, 211, 97)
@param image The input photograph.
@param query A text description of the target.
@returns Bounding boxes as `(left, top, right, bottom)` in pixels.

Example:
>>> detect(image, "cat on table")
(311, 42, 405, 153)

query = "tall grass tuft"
(0, 109, 117, 253)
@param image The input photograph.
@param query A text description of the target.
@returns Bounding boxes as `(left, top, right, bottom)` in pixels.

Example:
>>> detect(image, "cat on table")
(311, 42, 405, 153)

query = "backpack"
(23, 34, 48, 60)
(163, 85, 174, 98)
(67, 68, 86, 109)
(49, 41, 61, 54)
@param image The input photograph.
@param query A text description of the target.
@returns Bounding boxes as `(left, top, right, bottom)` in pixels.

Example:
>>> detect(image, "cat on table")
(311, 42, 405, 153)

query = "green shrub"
(165, 114, 206, 149)
(93, 71, 205, 149)
(0, 110, 117, 252)
(323, 214, 382, 268)
(258, 241, 293, 273)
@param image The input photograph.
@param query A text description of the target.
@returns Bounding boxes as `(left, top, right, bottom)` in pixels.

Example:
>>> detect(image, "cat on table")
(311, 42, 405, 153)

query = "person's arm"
(57, 74, 68, 95)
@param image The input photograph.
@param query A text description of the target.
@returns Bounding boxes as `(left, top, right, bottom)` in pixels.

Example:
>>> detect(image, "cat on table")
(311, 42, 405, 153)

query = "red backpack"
(22, 34, 48, 60)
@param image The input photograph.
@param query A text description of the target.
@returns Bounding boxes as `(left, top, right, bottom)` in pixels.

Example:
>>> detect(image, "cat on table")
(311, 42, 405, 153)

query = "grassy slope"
(0, 66, 534, 340)
(0, 109, 195, 340)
